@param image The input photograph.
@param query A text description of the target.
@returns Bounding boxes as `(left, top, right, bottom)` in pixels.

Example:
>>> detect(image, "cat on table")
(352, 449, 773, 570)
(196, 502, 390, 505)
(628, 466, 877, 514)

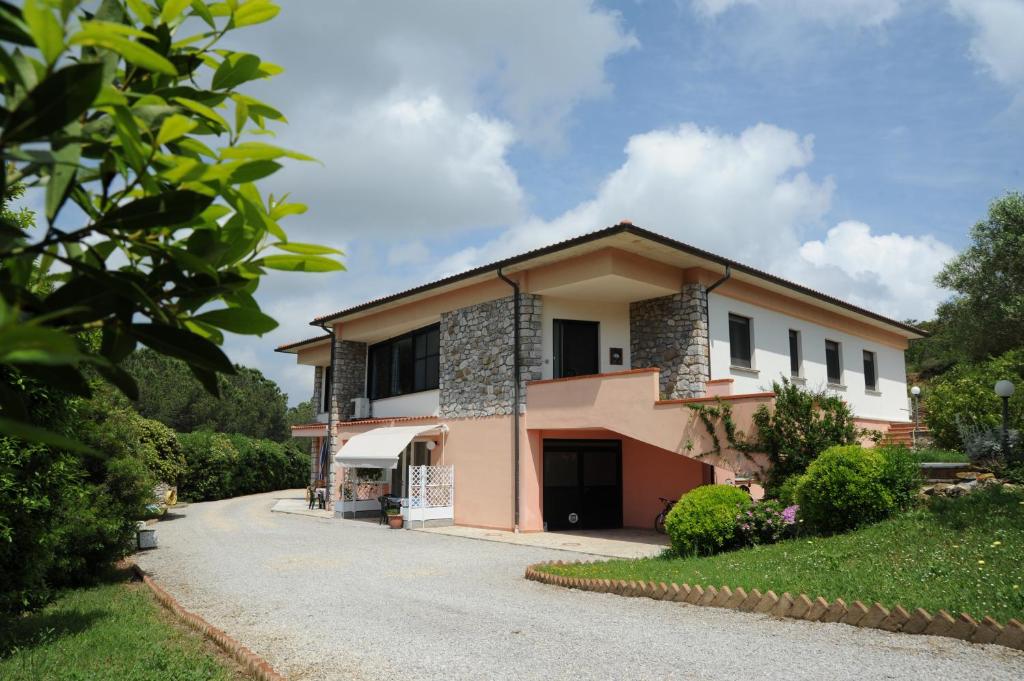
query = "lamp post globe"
(995, 380, 1015, 398)
(911, 385, 921, 397)
(910, 386, 922, 447)
(995, 380, 1015, 458)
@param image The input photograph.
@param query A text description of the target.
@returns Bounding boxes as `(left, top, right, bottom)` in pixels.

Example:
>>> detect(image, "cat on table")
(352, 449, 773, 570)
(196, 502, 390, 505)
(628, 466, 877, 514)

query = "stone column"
(629, 283, 709, 399)
(439, 293, 542, 418)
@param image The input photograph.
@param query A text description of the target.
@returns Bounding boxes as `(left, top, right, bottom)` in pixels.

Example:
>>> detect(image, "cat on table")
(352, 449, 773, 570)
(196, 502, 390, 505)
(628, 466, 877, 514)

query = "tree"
(0, 0, 343, 446)
(122, 348, 290, 440)
(932, 192, 1024, 362)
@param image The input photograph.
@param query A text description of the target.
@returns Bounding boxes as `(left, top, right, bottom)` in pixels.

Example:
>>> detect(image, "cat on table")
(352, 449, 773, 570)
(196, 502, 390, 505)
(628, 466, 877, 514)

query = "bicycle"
(654, 496, 676, 534)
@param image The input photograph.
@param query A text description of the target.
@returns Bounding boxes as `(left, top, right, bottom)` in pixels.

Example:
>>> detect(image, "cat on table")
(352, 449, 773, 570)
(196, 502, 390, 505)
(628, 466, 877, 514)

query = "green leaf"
(126, 0, 154, 25)
(44, 134, 81, 222)
(172, 96, 228, 131)
(160, 0, 191, 24)
(22, 0, 64, 65)
(190, 0, 216, 28)
(256, 254, 345, 272)
(233, 0, 279, 27)
(219, 141, 313, 161)
(193, 306, 278, 335)
(0, 325, 84, 365)
(97, 190, 214, 231)
(0, 2, 35, 47)
(0, 416, 95, 454)
(212, 52, 261, 90)
(227, 159, 280, 183)
(69, 31, 177, 76)
(132, 322, 236, 374)
(273, 242, 343, 256)
(156, 112, 197, 145)
(2, 63, 103, 143)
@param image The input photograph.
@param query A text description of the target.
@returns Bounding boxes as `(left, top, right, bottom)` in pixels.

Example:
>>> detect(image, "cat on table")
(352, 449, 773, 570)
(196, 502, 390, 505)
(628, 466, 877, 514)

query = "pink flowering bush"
(734, 499, 800, 546)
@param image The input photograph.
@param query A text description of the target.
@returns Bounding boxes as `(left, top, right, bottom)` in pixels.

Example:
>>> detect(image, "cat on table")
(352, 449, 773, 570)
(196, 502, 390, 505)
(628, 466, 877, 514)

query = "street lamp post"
(910, 385, 921, 448)
(995, 380, 1015, 459)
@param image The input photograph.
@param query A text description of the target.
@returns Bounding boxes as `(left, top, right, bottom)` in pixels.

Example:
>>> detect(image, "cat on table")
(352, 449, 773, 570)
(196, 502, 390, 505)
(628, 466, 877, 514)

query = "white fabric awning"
(333, 424, 445, 469)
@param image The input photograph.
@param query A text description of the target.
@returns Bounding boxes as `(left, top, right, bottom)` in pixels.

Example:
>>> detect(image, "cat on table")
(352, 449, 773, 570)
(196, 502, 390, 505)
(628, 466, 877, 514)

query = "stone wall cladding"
(439, 293, 542, 417)
(312, 364, 324, 414)
(630, 283, 709, 399)
(331, 338, 367, 422)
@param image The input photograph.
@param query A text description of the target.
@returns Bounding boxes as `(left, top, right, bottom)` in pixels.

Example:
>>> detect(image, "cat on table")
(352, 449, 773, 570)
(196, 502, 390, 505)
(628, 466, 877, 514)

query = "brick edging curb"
(525, 561, 1024, 652)
(129, 562, 287, 681)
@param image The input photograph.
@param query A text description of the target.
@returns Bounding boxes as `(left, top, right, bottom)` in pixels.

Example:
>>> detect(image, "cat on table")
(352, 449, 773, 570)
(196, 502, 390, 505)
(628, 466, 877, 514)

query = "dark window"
(321, 366, 332, 413)
(553, 319, 599, 378)
(788, 330, 800, 377)
(368, 324, 440, 399)
(825, 340, 842, 384)
(729, 314, 752, 368)
(863, 350, 877, 391)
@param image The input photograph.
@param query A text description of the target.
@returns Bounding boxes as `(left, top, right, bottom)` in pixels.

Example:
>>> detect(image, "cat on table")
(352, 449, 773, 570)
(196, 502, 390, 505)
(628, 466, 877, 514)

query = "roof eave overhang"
(308, 223, 928, 340)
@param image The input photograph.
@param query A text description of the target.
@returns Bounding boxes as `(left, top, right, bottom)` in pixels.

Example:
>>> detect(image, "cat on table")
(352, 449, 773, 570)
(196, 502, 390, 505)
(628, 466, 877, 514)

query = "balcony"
(525, 368, 772, 476)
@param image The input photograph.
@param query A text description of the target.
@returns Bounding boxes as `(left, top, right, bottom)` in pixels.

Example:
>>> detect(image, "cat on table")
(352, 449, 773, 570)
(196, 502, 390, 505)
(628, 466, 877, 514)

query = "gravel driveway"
(135, 490, 1024, 681)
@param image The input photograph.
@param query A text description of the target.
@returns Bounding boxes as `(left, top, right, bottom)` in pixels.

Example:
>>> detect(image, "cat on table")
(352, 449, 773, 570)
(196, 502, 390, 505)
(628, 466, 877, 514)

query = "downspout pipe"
(702, 265, 731, 383)
(316, 321, 337, 509)
(497, 267, 521, 533)
(702, 265, 731, 485)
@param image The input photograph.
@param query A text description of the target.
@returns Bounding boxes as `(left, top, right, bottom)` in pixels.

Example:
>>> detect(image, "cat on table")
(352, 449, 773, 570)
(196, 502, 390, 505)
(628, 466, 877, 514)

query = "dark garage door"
(543, 440, 622, 531)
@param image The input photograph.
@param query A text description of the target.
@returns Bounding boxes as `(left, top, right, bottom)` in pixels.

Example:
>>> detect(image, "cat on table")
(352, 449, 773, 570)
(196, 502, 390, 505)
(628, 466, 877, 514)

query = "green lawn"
(0, 570, 241, 681)
(541, 486, 1024, 623)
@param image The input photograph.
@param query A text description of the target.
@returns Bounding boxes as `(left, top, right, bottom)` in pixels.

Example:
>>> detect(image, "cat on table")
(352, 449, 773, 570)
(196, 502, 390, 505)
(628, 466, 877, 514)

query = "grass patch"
(0, 569, 242, 681)
(541, 486, 1024, 622)
(908, 448, 969, 464)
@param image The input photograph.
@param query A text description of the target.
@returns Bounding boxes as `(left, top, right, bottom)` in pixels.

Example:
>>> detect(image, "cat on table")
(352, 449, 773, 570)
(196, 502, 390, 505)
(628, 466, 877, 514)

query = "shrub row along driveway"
(135, 491, 1024, 681)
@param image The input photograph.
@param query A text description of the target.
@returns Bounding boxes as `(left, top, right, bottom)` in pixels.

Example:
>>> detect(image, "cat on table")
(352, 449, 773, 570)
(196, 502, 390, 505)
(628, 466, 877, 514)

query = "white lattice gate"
(405, 465, 454, 525)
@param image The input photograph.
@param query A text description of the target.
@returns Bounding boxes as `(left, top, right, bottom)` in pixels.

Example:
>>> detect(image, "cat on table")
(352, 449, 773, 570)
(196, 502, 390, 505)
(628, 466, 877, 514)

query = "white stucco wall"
(539, 297, 631, 380)
(371, 390, 440, 418)
(708, 293, 910, 422)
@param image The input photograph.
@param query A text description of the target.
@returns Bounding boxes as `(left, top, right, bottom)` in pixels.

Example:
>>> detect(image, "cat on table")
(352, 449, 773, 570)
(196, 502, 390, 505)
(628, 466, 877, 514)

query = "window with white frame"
(728, 313, 753, 368)
(825, 340, 843, 385)
(863, 350, 878, 392)
(788, 329, 801, 377)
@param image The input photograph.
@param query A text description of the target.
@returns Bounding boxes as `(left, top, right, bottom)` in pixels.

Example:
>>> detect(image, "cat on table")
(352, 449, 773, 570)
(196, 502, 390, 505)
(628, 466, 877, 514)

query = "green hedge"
(926, 349, 1024, 450)
(664, 484, 752, 556)
(178, 432, 307, 501)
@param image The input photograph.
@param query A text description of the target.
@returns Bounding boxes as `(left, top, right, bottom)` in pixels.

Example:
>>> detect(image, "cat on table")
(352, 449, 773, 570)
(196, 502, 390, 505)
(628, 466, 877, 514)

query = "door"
(543, 440, 622, 530)
(553, 319, 599, 378)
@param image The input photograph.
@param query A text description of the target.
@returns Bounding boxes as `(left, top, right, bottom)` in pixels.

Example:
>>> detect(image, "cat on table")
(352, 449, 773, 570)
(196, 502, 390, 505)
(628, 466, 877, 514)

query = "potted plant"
(386, 507, 404, 529)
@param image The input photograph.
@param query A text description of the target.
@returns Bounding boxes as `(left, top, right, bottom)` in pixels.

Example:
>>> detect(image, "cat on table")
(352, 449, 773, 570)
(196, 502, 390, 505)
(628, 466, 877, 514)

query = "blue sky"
(210, 0, 1024, 404)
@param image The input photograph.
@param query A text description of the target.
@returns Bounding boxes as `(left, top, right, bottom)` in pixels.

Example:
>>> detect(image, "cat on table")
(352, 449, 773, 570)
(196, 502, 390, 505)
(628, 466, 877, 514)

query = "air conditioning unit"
(352, 397, 371, 419)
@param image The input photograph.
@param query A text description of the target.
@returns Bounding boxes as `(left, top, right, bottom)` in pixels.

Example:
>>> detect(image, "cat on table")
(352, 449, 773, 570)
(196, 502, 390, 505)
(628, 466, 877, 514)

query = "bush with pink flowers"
(734, 499, 800, 546)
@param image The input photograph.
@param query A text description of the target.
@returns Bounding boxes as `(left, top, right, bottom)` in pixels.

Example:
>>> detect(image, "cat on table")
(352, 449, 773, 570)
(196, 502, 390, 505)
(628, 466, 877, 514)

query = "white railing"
(405, 465, 454, 525)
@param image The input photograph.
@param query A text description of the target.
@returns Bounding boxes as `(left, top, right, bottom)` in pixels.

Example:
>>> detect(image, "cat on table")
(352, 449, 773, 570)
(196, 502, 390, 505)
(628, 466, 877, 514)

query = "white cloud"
(691, 0, 905, 26)
(949, 0, 1024, 94)
(438, 122, 953, 321)
(791, 220, 957, 318)
(437, 123, 834, 270)
(272, 95, 524, 239)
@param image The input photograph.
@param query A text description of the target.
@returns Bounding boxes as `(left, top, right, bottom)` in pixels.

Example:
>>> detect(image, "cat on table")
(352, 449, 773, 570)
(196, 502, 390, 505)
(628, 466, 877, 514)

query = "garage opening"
(543, 439, 622, 530)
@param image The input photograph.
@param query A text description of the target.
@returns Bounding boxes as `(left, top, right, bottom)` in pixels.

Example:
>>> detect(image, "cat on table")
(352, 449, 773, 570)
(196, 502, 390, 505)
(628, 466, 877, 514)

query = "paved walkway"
(136, 490, 1024, 681)
(271, 496, 333, 519)
(416, 524, 668, 559)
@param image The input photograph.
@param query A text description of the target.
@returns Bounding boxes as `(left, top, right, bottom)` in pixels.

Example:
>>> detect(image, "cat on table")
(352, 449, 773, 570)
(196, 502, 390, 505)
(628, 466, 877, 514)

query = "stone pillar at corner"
(629, 283, 709, 399)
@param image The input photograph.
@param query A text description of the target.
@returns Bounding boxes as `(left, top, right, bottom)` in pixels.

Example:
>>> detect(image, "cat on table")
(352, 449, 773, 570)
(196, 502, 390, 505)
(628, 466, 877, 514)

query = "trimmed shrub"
(795, 445, 894, 534)
(178, 432, 308, 501)
(665, 484, 752, 556)
(877, 446, 924, 511)
(772, 475, 802, 506)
